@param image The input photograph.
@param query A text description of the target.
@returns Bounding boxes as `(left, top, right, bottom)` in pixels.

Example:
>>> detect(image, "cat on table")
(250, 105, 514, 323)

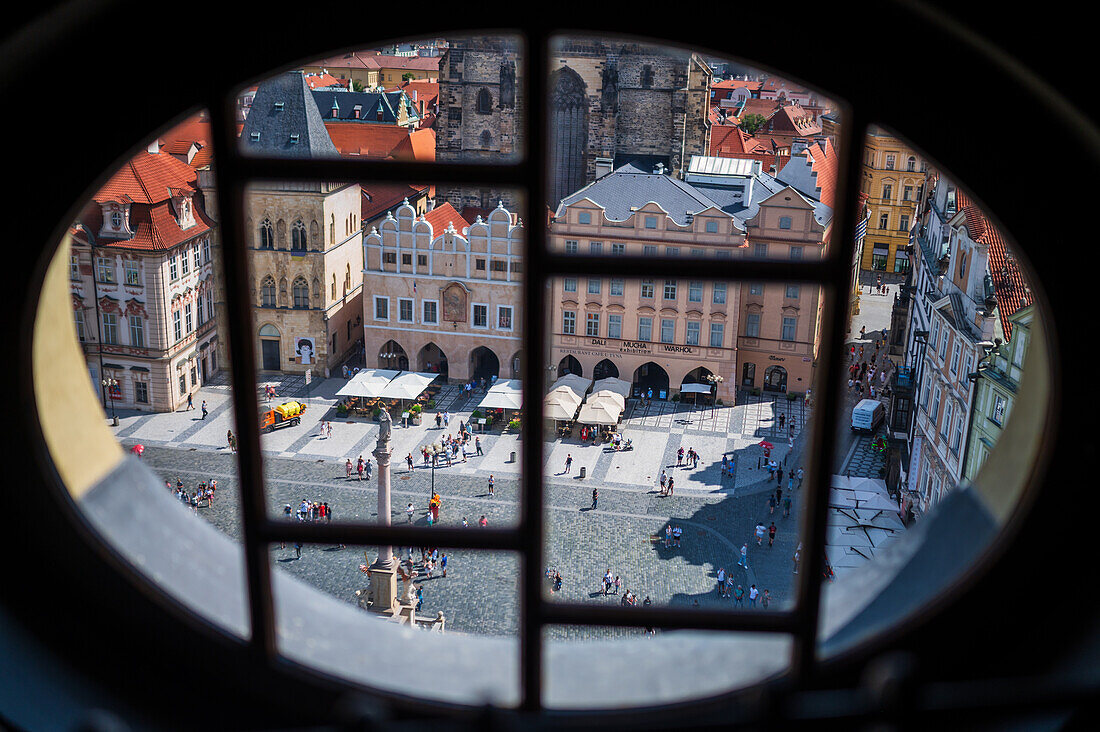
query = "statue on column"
(378, 407, 392, 445)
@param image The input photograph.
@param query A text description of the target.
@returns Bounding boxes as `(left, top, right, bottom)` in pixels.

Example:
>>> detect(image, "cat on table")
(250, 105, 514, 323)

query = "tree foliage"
(740, 113, 767, 135)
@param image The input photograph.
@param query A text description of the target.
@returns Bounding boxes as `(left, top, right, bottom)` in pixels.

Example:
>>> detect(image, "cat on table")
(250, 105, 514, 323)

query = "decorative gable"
(173, 194, 196, 229)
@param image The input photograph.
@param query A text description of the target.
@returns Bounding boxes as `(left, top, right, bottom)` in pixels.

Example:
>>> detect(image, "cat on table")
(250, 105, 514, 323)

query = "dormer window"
(250, 132, 260, 142)
(353, 105, 362, 119)
(110, 211, 123, 229)
(274, 102, 284, 111)
(289, 134, 300, 144)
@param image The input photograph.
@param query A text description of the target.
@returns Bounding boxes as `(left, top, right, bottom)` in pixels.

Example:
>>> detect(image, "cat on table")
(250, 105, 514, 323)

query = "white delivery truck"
(851, 398, 885, 433)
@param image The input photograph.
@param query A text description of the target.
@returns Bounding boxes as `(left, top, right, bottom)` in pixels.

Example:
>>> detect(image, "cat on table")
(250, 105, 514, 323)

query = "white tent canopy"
(679, 383, 712, 394)
(548, 374, 592, 402)
(544, 385, 583, 421)
(588, 391, 625, 412)
(378, 371, 438, 400)
(478, 379, 523, 411)
(577, 398, 621, 425)
(336, 368, 401, 398)
(591, 377, 631, 399)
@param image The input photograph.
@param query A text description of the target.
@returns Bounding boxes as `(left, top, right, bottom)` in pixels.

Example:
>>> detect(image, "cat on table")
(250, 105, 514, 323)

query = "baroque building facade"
(436, 36, 711, 210)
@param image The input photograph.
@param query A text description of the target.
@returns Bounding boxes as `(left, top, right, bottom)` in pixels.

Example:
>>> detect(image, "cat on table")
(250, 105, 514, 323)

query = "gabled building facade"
(71, 143, 217, 412)
(361, 201, 524, 383)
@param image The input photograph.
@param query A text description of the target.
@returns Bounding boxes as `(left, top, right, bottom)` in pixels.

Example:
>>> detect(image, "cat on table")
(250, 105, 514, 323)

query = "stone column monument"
(367, 410, 398, 615)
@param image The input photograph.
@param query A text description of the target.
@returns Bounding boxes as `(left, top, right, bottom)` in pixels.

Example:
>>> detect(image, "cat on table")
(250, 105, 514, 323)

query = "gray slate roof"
(311, 90, 418, 124)
(241, 71, 339, 159)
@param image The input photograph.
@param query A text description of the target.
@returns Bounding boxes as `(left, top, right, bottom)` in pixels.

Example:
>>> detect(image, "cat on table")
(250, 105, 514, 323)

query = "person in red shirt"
(478, 515, 488, 527)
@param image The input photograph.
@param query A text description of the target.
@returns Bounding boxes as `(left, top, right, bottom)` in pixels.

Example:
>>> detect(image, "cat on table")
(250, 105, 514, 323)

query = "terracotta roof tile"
(93, 151, 198, 205)
(804, 137, 838, 208)
(371, 55, 439, 72)
(422, 202, 469, 232)
(361, 182, 428, 221)
(305, 72, 346, 90)
(388, 128, 435, 162)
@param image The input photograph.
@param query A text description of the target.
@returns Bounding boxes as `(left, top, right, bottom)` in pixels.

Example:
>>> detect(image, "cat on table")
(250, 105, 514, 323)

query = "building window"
(476, 87, 492, 114)
(705, 220, 718, 233)
(589, 241, 602, 254)
(640, 280, 654, 299)
(608, 314, 622, 339)
(663, 280, 677, 300)
(610, 278, 624, 296)
(952, 413, 964, 453)
(964, 354, 974, 378)
(97, 256, 115, 283)
(899, 215, 909, 231)
(992, 394, 1008, 426)
(665, 247, 679, 257)
(921, 376, 931, 410)
(578, 211, 591, 224)
(398, 298, 413, 323)
(931, 320, 940, 354)
(586, 313, 600, 337)
(716, 250, 732, 260)
(907, 156, 917, 172)
(942, 401, 953, 441)
(754, 243, 768, 258)
(172, 310, 182, 342)
(124, 260, 140, 286)
(781, 316, 796, 341)
(872, 244, 889, 270)
(402, 253, 413, 266)
(383, 252, 397, 265)
(565, 240, 578, 254)
(476, 259, 486, 271)
(292, 279, 309, 309)
(749, 282, 764, 296)
(169, 255, 179, 281)
(374, 296, 389, 321)
(588, 278, 601, 295)
(885, 154, 896, 170)
(644, 216, 657, 229)
(179, 372, 187, 396)
(686, 320, 700, 345)
(746, 313, 761, 337)
(473, 304, 488, 328)
(498, 306, 513, 330)
(423, 301, 438, 324)
(660, 318, 674, 343)
(74, 309, 86, 341)
(790, 246, 803, 260)
(198, 293, 206, 324)
(951, 344, 961, 375)
(882, 183, 893, 200)
(181, 249, 190, 276)
(939, 330, 949, 360)
(184, 303, 193, 334)
(135, 381, 149, 404)
(611, 242, 625, 255)
(894, 250, 910, 273)
(785, 284, 800, 299)
(712, 282, 727, 304)
(688, 281, 703, 302)
(779, 216, 792, 229)
(643, 245, 657, 257)
(203, 238, 211, 263)
(562, 310, 576, 335)
(491, 260, 507, 272)
(903, 185, 913, 201)
(261, 277, 276, 307)
(563, 278, 577, 293)
(709, 322, 724, 347)
(70, 254, 80, 281)
(638, 317, 652, 341)
(260, 219, 274, 249)
(418, 254, 428, 267)
(879, 213, 889, 229)
(931, 386, 942, 423)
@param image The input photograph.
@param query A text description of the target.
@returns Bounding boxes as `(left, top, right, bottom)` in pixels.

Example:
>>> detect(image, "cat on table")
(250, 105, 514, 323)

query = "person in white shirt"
(748, 585, 759, 606)
(755, 522, 766, 546)
(406, 503, 414, 523)
(716, 567, 726, 596)
(738, 543, 749, 568)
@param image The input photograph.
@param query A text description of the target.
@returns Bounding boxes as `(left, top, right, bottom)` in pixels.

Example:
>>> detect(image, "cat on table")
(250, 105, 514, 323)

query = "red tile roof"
(305, 52, 381, 71)
(738, 98, 779, 120)
(389, 128, 435, 162)
(156, 112, 214, 171)
(305, 73, 347, 90)
(387, 79, 439, 107)
(770, 104, 822, 134)
(370, 55, 439, 72)
(956, 190, 1033, 340)
(712, 78, 762, 91)
(805, 137, 839, 208)
(361, 182, 429, 221)
(324, 122, 409, 157)
(422, 202, 469, 232)
(93, 151, 200, 205)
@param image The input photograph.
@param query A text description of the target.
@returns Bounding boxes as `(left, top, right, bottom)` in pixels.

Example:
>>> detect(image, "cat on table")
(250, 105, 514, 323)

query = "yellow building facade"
(859, 126, 928, 276)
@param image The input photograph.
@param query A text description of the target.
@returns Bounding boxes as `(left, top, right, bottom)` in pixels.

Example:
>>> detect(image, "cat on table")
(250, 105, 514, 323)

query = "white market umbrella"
(336, 368, 400, 398)
(591, 377, 631, 399)
(478, 380, 523, 411)
(577, 399, 621, 425)
(378, 371, 438, 400)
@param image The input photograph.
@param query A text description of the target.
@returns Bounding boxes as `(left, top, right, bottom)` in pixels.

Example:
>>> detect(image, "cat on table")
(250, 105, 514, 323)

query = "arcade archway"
(764, 365, 788, 393)
(557, 354, 582, 377)
(470, 346, 500, 382)
(593, 358, 619, 380)
(417, 342, 448, 379)
(632, 361, 670, 399)
(378, 339, 408, 371)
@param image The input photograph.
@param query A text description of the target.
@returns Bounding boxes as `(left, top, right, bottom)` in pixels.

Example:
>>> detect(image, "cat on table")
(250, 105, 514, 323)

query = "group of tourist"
(345, 456, 373, 480)
(676, 446, 701, 468)
(167, 478, 216, 512)
(712, 571, 769, 608)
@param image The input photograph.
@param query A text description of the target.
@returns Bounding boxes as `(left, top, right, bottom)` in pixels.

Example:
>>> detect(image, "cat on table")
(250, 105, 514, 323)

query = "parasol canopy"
(477, 379, 523, 410)
(758, 440, 774, 450)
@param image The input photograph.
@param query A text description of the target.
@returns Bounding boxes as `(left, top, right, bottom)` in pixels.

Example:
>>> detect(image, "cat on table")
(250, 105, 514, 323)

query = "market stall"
(476, 379, 523, 431)
(335, 368, 401, 417)
(544, 386, 584, 437)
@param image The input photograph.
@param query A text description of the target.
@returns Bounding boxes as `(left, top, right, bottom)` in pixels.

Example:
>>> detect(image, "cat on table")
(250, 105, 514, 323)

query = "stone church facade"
(437, 37, 711, 209)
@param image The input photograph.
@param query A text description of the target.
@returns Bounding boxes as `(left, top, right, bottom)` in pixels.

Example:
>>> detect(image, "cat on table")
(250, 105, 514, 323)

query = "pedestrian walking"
(717, 567, 726, 596)
(441, 553, 448, 577)
(672, 525, 683, 547)
(406, 453, 414, 472)
(768, 522, 777, 547)
(435, 413, 442, 428)
(768, 493, 776, 514)
(475, 437, 483, 456)
(755, 522, 766, 546)
(201, 401, 208, 419)
(778, 413, 785, 429)
(787, 473, 794, 493)
(603, 569, 613, 595)
(591, 487, 599, 509)
(761, 590, 771, 609)
(345, 459, 353, 479)
(777, 466, 784, 485)
(326, 421, 332, 439)
(667, 477, 674, 496)
(797, 467, 804, 488)
(725, 574, 735, 599)
(659, 470, 667, 496)
(748, 584, 759, 607)
(664, 524, 672, 548)
(793, 543, 802, 574)
(406, 502, 414, 523)
(734, 585, 744, 606)
(677, 447, 684, 466)
(462, 516, 469, 528)
(187, 393, 194, 410)
(227, 430, 234, 450)
(479, 515, 488, 527)
(356, 456, 364, 480)
(783, 495, 792, 517)
(294, 542, 302, 559)
(364, 459, 373, 481)
(416, 587, 423, 612)
(487, 474, 495, 496)
(776, 486, 783, 506)
(554, 572, 563, 593)
(614, 575, 622, 594)
(565, 453, 573, 474)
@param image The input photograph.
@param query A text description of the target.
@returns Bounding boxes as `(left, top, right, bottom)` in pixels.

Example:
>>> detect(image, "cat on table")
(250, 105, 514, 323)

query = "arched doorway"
(557, 354, 582, 377)
(417, 342, 448, 380)
(470, 346, 500, 382)
(742, 362, 756, 388)
(680, 366, 714, 386)
(379, 339, 408, 371)
(680, 366, 715, 405)
(764, 365, 788, 393)
(632, 361, 670, 400)
(258, 324, 281, 371)
(549, 67, 588, 207)
(592, 358, 619, 380)
(510, 351, 522, 379)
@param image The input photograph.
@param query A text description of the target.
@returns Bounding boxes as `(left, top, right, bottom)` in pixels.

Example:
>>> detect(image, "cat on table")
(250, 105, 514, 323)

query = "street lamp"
(380, 350, 399, 369)
(704, 373, 724, 415)
(101, 378, 119, 426)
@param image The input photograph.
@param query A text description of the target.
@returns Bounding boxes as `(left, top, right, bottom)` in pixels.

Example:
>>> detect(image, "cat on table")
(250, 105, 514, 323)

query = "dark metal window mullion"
(521, 28, 549, 713)
(789, 108, 869, 682)
(208, 94, 278, 661)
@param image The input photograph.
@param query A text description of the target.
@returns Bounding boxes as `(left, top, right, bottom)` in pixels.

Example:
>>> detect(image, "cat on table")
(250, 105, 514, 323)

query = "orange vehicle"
(261, 401, 306, 432)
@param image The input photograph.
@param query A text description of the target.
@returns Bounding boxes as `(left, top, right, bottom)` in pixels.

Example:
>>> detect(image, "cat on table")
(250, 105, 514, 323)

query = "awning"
(544, 386, 583, 421)
(478, 379, 523, 410)
(378, 371, 438, 400)
(548, 374, 592, 402)
(679, 383, 712, 394)
(336, 368, 401, 398)
(588, 391, 625, 412)
(591, 377, 631, 399)
(577, 401, 620, 425)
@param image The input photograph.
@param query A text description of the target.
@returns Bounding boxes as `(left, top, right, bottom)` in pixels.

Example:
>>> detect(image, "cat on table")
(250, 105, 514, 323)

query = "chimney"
(147, 138, 160, 154)
(791, 138, 808, 156)
(410, 89, 418, 101)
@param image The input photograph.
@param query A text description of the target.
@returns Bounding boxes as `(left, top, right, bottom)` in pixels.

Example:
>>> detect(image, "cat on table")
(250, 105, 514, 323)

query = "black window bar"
(206, 29, 866, 711)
